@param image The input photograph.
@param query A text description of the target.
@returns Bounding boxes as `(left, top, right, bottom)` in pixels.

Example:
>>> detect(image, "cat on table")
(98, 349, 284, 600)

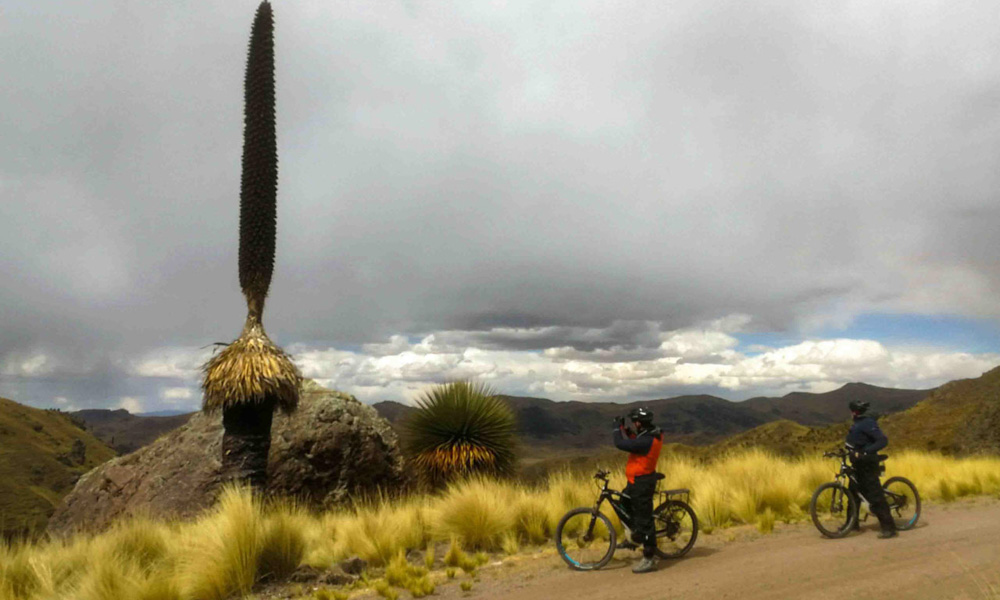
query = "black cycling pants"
(624, 474, 657, 558)
(851, 460, 896, 532)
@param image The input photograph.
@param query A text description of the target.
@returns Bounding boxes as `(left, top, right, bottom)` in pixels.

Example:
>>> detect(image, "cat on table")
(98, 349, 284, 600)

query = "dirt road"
(441, 500, 1000, 600)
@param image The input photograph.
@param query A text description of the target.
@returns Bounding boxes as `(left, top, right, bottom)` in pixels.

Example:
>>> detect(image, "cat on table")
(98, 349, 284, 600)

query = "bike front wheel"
(810, 482, 857, 538)
(883, 476, 920, 530)
(653, 499, 698, 559)
(555, 507, 617, 570)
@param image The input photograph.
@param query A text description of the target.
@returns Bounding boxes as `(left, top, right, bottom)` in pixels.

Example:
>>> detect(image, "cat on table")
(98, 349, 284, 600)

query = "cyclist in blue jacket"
(845, 400, 897, 539)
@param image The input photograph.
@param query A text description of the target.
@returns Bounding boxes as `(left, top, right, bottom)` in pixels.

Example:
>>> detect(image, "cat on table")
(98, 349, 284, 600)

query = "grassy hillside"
(0, 397, 116, 539)
(691, 366, 1000, 459)
(881, 365, 1000, 454)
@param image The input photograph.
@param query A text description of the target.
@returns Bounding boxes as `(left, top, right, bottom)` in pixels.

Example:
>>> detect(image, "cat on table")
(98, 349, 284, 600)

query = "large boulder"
(48, 380, 406, 536)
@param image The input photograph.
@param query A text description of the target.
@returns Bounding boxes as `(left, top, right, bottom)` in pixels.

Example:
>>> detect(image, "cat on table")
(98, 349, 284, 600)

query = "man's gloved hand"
(613, 416, 625, 429)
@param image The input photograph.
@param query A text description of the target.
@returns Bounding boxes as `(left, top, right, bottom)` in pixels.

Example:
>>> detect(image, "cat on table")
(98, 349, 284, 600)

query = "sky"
(2, 0, 999, 413)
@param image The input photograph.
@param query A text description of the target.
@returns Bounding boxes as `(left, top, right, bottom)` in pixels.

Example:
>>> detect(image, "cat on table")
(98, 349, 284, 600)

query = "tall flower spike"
(239, 0, 277, 322)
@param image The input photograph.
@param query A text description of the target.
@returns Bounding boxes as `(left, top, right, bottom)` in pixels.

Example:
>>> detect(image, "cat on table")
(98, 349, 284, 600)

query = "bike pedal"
(617, 541, 638, 551)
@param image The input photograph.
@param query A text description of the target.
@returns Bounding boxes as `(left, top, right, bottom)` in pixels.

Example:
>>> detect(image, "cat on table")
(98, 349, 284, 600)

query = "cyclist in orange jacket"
(613, 406, 663, 573)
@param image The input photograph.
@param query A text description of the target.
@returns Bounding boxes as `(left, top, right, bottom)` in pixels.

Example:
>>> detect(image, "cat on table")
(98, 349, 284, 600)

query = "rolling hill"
(0, 397, 116, 538)
(70, 409, 194, 454)
(373, 382, 931, 453)
(704, 366, 1000, 457)
(880, 365, 1000, 454)
(740, 383, 930, 425)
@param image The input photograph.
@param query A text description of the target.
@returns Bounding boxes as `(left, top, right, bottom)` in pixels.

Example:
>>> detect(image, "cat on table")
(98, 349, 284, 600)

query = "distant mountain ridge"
(700, 366, 1000, 457)
(373, 382, 932, 449)
(741, 382, 931, 425)
(70, 409, 194, 454)
(65, 381, 933, 458)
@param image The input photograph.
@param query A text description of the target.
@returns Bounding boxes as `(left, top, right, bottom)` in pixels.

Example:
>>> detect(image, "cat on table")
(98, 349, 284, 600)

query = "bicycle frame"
(593, 474, 634, 536)
(828, 449, 906, 518)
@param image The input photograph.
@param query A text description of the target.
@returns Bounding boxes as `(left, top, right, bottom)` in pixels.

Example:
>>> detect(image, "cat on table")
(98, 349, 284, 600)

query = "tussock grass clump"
(371, 579, 399, 600)
(383, 551, 436, 598)
(541, 470, 600, 532)
(0, 542, 44, 600)
(500, 531, 520, 555)
(511, 490, 550, 544)
(102, 517, 171, 572)
(443, 537, 476, 572)
(257, 509, 307, 581)
(757, 508, 776, 534)
(331, 498, 429, 566)
(432, 479, 516, 550)
(179, 485, 305, 599)
(179, 486, 263, 599)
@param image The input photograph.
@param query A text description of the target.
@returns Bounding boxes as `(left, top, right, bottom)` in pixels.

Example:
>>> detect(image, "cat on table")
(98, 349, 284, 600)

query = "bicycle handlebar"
(594, 469, 610, 480)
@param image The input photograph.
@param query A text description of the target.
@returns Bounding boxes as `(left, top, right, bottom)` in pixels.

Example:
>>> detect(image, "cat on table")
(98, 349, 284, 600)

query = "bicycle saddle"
(877, 454, 888, 462)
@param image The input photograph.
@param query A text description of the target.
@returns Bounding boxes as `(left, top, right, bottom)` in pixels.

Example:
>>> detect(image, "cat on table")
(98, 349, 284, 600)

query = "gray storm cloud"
(2, 0, 999, 408)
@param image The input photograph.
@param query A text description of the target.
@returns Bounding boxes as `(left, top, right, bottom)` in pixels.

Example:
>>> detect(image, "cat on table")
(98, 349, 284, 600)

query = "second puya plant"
(201, 1, 301, 489)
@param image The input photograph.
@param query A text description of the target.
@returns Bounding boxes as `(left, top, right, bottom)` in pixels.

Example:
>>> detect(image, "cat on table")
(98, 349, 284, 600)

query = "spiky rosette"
(404, 381, 517, 486)
(239, 0, 277, 317)
(202, 318, 301, 414)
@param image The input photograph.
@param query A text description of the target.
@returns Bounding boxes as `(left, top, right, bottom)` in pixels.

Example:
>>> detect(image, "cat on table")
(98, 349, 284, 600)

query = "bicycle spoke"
(557, 510, 614, 569)
(883, 478, 919, 530)
(654, 500, 698, 558)
(811, 483, 855, 538)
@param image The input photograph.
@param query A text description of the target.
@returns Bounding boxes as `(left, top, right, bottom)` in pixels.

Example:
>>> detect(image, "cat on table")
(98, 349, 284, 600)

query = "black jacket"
(845, 414, 888, 455)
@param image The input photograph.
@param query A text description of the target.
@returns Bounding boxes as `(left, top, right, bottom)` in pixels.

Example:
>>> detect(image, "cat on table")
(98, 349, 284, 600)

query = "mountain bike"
(555, 469, 698, 570)
(809, 447, 920, 538)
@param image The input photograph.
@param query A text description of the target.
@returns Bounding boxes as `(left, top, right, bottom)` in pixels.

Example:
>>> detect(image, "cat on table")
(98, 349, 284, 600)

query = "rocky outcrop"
(48, 380, 405, 536)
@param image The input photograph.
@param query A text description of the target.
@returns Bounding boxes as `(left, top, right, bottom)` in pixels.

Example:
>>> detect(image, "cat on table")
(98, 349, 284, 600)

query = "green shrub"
(404, 381, 517, 486)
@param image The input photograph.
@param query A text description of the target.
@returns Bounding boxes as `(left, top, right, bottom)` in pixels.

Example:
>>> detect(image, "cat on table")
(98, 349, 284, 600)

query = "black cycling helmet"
(848, 400, 870, 414)
(628, 406, 654, 425)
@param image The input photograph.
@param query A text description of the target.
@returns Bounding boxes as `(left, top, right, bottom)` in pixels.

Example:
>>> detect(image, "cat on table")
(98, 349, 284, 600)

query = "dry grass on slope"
(3, 451, 999, 600)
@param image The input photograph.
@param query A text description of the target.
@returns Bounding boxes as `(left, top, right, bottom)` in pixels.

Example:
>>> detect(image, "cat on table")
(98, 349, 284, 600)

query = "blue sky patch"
(737, 314, 1000, 355)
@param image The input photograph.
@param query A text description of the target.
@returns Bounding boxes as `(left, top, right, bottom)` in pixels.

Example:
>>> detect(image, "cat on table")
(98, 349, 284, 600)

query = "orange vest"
(625, 433, 662, 483)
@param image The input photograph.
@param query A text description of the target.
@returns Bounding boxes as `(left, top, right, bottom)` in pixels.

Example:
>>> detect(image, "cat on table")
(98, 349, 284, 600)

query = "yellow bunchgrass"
(4, 450, 999, 600)
(328, 497, 430, 567)
(885, 450, 1000, 501)
(431, 479, 517, 549)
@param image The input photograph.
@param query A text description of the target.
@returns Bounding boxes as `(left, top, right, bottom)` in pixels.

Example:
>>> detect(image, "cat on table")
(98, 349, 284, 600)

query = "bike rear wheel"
(653, 499, 698, 559)
(810, 482, 857, 538)
(555, 507, 617, 570)
(883, 476, 920, 530)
